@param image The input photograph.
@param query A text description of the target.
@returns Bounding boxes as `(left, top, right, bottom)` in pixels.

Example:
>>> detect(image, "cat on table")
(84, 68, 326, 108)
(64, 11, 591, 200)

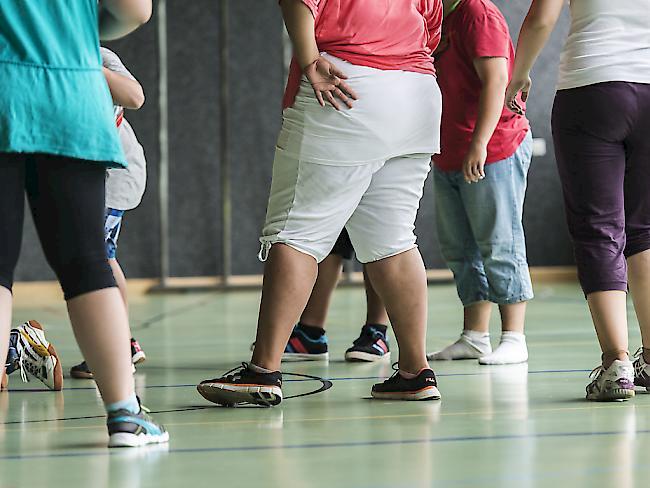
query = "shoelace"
(588, 365, 604, 381)
(353, 326, 385, 346)
(221, 362, 249, 382)
(633, 347, 647, 376)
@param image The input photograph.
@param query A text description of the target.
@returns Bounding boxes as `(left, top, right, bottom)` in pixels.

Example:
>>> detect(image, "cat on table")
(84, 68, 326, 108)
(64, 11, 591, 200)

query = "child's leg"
(0, 155, 26, 389)
(552, 85, 636, 400)
(363, 266, 389, 326)
(299, 253, 343, 328)
(347, 154, 433, 376)
(460, 134, 534, 365)
(364, 249, 428, 374)
(109, 259, 128, 310)
(428, 166, 492, 360)
(26, 157, 135, 404)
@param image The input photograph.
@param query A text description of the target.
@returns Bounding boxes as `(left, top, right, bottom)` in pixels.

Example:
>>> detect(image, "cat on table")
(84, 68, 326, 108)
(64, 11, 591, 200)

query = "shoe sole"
(27, 320, 63, 391)
(109, 431, 170, 448)
(586, 388, 635, 402)
(197, 383, 283, 407)
(345, 351, 390, 362)
(132, 351, 146, 365)
(70, 370, 95, 380)
(371, 386, 441, 401)
(478, 357, 528, 365)
(281, 352, 329, 362)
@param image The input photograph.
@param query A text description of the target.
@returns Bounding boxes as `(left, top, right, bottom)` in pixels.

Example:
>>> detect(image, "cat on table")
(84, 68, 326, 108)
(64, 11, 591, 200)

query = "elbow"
(127, 88, 145, 110)
(133, 4, 153, 26)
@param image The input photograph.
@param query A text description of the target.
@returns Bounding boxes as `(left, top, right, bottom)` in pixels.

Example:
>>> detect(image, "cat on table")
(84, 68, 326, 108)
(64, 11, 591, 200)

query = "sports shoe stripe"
(289, 337, 309, 354)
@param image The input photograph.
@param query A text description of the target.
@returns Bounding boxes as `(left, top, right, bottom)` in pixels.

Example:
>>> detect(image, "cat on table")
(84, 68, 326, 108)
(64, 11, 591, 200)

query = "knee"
(49, 253, 116, 301)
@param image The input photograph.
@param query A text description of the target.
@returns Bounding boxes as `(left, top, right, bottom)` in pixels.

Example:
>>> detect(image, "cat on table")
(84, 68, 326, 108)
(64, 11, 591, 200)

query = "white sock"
(428, 331, 491, 360)
(478, 332, 528, 365)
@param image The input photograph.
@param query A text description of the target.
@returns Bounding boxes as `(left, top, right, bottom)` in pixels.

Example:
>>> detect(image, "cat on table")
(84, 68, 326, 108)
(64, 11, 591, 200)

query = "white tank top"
(557, 0, 650, 90)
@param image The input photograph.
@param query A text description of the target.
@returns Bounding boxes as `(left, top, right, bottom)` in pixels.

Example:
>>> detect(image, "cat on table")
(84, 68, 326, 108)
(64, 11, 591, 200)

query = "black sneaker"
(282, 324, 329, 361)
(70, 360, 94, 379)
(197, 363, 283, 407)
(371, 364, 441, 401)
(345, 324, 390, 362)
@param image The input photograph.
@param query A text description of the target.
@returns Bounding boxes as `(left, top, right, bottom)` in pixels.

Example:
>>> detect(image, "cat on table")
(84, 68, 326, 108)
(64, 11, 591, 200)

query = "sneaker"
(70, 359, 136, 380)
(281, 325, 329, 361)
(345, 324, 390, 362)
(371, 364, 441, 401)
(70, 361, 94, 379)
(586, 359, 635, 401)
(633, 348, 650, 390)
(12, 321, 63, 391)
(131, 338, 146, 365)
(107, 402, 169, 448)
(197, 363, 283, 407)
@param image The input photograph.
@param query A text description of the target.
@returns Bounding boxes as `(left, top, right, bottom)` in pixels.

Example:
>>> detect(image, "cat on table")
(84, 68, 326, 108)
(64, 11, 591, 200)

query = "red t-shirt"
(432, 0, 529, 172)
(282, 0, 443, 109)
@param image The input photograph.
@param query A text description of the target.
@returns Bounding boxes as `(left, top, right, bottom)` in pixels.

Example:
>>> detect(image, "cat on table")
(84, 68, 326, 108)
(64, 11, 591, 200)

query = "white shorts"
(259, 150, 432, 263)
(259, 56, 441, 264)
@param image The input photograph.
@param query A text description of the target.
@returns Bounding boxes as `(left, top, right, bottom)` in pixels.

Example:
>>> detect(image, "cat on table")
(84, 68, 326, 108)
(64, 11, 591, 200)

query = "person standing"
(506, 0, 650, 400)
(428, 0, 533, 365)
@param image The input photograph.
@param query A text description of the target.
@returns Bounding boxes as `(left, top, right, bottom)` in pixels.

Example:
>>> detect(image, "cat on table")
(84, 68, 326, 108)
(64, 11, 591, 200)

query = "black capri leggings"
(0, 153, 116, 300)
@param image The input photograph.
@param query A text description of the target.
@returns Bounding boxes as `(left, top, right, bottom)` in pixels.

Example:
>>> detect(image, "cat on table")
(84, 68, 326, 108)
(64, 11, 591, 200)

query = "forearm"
(511, 0, 563, 81)
(99, 0, 152, 40)
(280, 0, 320, 69)
(471, 79, 507, 147)
(103, 68, 145, 109)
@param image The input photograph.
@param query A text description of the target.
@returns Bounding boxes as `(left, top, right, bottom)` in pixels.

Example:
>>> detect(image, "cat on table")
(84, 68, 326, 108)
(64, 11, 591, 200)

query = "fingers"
(337, 80, 358, 100)
(314, 88, 325, 107)
(333, 87, 353, 109)
(324, 90, 341, 111)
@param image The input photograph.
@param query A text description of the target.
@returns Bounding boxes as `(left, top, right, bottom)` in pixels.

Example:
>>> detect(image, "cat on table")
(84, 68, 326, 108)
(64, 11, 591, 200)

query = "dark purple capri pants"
(552, 81, 650, 295)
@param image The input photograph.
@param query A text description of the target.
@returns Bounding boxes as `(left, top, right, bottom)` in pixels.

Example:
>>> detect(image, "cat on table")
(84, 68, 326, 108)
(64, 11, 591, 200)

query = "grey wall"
(14, 0, 573, 282)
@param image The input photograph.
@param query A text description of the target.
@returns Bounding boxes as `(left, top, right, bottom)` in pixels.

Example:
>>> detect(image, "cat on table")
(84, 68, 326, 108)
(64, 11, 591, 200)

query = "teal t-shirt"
(0, 1, 126, 167)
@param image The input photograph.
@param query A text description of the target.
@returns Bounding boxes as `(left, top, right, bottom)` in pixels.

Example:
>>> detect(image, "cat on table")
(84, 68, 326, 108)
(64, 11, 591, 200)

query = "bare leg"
(628, 250, 650, 361)
(0, 288, 11, 390)
(299, 254, 343, 329)
(67, 288, 134, 403)
(365, 249, 428, 374)
(363, 266, 389, 325)
(587, 290, 629, 367)
(499, 302, 526, 333)
(251, 244, 318, 371)
(463, 301, 492, 333)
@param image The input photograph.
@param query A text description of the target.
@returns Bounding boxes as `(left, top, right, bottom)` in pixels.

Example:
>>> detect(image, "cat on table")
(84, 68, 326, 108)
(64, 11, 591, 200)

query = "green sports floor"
(1, 281, 649, 488)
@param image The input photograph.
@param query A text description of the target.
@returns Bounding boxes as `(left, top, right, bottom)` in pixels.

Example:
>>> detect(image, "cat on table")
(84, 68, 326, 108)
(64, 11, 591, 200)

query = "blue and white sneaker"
(281, 325, 329, 361)
(107, 402, 169, 448)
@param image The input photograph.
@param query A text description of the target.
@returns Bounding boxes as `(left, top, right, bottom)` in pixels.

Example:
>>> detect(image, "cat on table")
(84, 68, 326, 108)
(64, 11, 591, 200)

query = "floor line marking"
(0, 428, 648, 461)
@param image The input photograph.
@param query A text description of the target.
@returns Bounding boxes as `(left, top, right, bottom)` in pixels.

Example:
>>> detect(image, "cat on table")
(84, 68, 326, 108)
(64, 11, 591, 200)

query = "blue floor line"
(0, 428, 645, 462)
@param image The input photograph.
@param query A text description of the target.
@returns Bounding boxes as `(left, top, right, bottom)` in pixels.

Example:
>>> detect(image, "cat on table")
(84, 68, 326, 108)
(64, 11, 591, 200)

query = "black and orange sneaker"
(197, 363, 283, 407)
(345, 324, 390, 362)
(371, 364, 441, 401)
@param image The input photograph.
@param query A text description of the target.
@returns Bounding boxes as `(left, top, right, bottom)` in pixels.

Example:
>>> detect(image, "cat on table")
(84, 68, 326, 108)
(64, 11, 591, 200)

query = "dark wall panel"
(13, 0, 575, 282)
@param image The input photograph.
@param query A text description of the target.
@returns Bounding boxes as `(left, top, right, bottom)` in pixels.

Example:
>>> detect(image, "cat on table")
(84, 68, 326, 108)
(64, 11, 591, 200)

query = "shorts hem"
(258, 238, 321, 263)
(358, 244, 418, 265)
(582, 282, 628, 297)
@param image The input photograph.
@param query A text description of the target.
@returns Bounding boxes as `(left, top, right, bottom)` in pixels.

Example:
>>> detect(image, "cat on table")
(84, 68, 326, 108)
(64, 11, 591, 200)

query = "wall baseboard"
(11, 266, 578, 305)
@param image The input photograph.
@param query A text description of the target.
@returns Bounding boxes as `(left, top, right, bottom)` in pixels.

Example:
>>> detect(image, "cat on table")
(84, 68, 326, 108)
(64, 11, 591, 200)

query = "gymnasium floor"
(1, 282, 649, 488)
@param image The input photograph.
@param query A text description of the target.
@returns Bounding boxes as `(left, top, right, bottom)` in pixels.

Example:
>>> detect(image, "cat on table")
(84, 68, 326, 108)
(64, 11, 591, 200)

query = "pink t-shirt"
(282, 0, 443, 109)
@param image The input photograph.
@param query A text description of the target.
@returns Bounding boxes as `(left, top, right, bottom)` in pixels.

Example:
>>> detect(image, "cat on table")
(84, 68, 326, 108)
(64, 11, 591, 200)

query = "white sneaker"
(586, 359, 635, 401)
(428, 333, 491, 361)
(13, 321, 63, 391)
